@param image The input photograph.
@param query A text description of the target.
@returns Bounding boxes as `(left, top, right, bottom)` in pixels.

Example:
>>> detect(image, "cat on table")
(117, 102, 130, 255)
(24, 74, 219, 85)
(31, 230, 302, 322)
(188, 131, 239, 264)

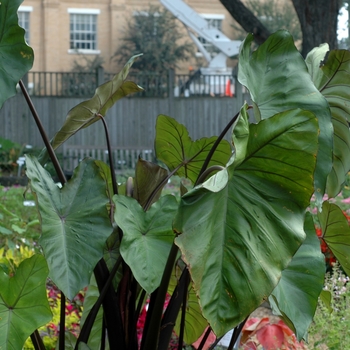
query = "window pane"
(18, 11, 30, 44)
(70, 13, 98, 50)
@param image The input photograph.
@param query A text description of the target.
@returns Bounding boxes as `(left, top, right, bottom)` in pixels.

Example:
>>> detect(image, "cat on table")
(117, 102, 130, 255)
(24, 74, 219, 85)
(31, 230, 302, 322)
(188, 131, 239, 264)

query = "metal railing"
(25, 71, 99, 97)
(24, 68, 237, 98)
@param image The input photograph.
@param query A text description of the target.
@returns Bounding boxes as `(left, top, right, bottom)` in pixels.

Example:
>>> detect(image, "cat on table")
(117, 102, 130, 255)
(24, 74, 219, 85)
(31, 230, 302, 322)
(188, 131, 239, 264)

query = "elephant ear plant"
(1, 0, 350, 349)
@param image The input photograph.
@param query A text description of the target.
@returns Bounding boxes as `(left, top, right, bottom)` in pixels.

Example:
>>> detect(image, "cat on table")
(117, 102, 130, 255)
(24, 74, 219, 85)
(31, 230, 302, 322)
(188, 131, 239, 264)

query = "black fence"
(24, 68, 237, 98)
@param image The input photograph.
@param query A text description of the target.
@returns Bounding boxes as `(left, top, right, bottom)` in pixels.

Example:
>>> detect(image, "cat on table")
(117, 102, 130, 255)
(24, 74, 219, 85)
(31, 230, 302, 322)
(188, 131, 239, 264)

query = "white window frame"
(68, 8, 101, 54)
(18, 6, 32, 45)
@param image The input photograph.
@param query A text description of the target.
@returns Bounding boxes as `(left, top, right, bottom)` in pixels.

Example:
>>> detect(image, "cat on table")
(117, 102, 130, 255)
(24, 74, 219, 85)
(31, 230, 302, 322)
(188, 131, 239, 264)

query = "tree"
(220, 0, 342, 57)
(114, 5, 194, 74)
(231, 0, 302, 45)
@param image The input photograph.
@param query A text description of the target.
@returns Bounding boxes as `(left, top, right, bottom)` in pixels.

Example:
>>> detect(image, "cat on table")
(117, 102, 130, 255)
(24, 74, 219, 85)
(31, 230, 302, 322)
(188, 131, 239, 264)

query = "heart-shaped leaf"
(318, 201, 350, 276)
(155, 115, 232, 183)
(174, 109, 319, 336)
(0, 254, 52, 350)
(306, 45, 350, 197)
(113, 194, 178, 294)
(26, 155, 113, 299)
(269, 213, 326, 340)
(0, 0, 34, 109)
(238, 30, 333, 207)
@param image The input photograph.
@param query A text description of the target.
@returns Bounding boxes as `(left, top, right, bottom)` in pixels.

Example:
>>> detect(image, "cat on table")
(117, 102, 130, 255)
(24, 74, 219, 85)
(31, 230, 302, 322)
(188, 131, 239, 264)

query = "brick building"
(19, 0, 238, 74)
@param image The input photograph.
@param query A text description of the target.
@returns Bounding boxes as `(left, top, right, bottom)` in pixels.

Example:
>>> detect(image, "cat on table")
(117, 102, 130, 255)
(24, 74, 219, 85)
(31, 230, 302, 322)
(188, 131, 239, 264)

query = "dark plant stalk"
(98, 114, 118, 195)
(158, 268, 190, 350)
(127, 276, 140, 349)
(135, 289, 146, 322)
(101, 318, 106, 350)
(227, 316, 249, 350)
(194, 110, 241, 187)
(59, 293, 66, 350)
(196, 165, 225, 185)
(19, 79, 67, 350)
(177, 269, 191, 350)
(76, 255, 122, 348)
(141, 243, 179, 350)
(208, 336, 224, 350)
(30, 330, 46, 350)
(197, 327, 213, 350)
(19, 80, 66, 185)
(94, 259, 124, 349)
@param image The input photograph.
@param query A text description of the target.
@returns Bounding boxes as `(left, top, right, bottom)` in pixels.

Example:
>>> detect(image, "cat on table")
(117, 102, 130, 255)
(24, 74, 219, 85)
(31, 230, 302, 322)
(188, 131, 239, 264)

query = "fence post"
(97, 66, 105, 86)
(168, 68, 175, 99)
(21, 73, 29, 91)
(168, 68, 175, 116)
(234, 76, 243, 106)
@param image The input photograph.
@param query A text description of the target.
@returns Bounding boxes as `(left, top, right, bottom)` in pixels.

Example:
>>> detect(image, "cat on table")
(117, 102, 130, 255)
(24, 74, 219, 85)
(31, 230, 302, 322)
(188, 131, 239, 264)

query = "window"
(197, 14, 224, 57)
(18, 6, 32, 44)
(68, 9, 100, 53)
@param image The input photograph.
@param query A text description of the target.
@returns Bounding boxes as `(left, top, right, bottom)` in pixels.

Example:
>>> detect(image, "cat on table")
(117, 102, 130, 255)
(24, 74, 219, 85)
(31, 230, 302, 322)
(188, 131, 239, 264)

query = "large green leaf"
(26, 155, 113, 300)
(306, 45, 350, 197)
(0, 0, 34, 109)
(48, 55, 143, 151)
(318, 201, 350, 276)
(174, 109, 319, 336)
(0, 254, 52, 350)
(269, 213, 326, 340)
(113, 194, 178, 294)
(155, 115, 232, 183)
(238, 30, 333, 206)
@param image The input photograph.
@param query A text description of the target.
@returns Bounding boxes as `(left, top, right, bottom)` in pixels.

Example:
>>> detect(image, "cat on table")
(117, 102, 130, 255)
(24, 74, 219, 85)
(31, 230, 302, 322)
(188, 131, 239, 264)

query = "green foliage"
(114, 194, 178, 294)
(238, 31, 333, 207)
(0, 254, 52, 350)
(43, 55, 143, 155)
(232, 0, 302, 44)
(25, 156, 113, 300)
(2, 2, 350, 348)
(174, 108, 319, 336)
(0, 0, 34, 109)
(114, 5, 194, 73)
(155, 115, 232, 184)
(269, 213, 326, 340)
(0, 186, 40, 251)
(318, 201, 350, 276)
(308, 262, 350, 349)
(306, 44, 350, 197)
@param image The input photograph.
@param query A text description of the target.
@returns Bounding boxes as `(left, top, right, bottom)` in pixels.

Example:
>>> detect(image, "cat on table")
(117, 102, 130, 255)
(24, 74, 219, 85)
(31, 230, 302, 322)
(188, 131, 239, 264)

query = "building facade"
(19, 0, 238, 74)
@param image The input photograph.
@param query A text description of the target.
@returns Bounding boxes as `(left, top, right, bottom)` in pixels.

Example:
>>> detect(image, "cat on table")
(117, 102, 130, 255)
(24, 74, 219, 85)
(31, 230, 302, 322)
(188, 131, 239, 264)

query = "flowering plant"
(240, 317, 306, 350)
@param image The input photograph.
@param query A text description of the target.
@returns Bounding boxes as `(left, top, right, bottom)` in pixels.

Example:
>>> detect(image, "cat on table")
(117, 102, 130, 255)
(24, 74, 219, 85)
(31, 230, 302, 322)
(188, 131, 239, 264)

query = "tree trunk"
(220, 0, 341, 57)
(292, 0, 342, 56)
(219, 0, 271, 45)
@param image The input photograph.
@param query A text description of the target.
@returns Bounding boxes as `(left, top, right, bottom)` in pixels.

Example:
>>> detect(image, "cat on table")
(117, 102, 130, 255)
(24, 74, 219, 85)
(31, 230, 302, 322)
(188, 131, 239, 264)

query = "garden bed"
(0, 176, 29, 187)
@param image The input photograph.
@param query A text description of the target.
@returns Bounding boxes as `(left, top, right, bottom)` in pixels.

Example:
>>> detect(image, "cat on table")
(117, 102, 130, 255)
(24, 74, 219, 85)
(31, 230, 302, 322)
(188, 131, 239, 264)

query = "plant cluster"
(0, 186, 40, 251)
(1, 0, 350, 349)
(308, 262, 350, 348)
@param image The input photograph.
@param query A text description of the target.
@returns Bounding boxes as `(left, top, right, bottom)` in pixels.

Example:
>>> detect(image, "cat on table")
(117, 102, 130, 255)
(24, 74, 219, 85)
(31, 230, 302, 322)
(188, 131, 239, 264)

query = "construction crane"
(160, 0, 241, 74)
